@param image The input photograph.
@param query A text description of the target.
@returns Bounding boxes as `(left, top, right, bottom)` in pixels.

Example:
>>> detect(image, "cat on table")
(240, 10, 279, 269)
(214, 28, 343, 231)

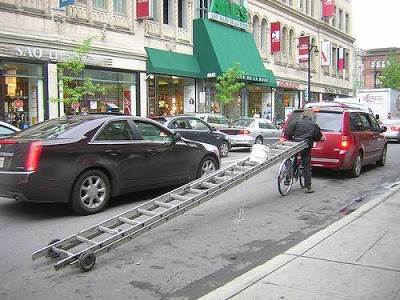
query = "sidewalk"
(200, 184, 400, 300)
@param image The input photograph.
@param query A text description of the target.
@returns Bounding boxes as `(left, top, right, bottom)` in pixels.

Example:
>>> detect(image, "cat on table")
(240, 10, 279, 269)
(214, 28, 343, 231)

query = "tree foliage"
(52, 36, 105, 113)
(379, 55, 400, 89)
(215, 62, 245, 104)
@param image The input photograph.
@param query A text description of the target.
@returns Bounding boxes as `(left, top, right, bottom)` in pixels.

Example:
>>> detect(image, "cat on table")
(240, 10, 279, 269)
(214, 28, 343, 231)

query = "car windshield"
(13, 118, 85, 139)
(289, 111, 342, 132)
(231, 119, 254, 127)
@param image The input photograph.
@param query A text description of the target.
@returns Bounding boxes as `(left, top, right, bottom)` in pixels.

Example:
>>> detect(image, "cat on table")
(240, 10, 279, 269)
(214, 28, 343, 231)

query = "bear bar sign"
(60, 0, 74, 8)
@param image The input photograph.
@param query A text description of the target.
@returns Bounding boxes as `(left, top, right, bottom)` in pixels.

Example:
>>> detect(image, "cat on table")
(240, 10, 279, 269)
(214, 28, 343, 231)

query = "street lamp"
(307, 39, 319, 102)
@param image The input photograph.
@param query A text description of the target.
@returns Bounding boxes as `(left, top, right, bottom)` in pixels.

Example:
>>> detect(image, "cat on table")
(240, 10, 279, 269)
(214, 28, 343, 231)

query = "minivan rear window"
(289, 111, 342, 132)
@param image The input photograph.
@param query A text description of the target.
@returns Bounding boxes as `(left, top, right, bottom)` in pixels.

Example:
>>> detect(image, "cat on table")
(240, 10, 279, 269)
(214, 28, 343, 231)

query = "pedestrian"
(284, 109, 322, 193)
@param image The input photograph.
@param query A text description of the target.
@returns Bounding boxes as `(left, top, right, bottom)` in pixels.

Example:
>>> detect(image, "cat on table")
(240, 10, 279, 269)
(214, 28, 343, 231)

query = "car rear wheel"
(219, 141, 229, 158)
(255, 136, 263, 145)
(376, 145, 387, 166)
(196, 156, 218, 178)
(71, 170, 110, 215)
(349, 152, 362, 178)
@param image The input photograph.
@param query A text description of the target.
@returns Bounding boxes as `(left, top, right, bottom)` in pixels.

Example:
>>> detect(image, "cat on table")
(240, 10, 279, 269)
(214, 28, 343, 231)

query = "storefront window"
(148, 76, 195, 116)
(0, 62, 44, 129)
(63, 69, 138, 115)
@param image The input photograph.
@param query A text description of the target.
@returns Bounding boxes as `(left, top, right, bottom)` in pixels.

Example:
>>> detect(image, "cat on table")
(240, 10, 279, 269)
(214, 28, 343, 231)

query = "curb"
(199, 183, 400, 300)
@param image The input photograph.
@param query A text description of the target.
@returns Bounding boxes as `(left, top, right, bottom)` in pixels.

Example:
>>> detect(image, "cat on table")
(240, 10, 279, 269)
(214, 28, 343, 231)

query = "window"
(359, 114, 372, 131)
(252, 16, 260, 47)
(96, 120, 135, 141)
(198, 0, 208, 19)
(163, 0, 173, 25)
(261, 20, 267, 51)
(178, 0, 187, 28)
(114, 0, 126, 13)
(172, 119, 191, 129)
(134, 121, 173, 142)
(189, 118, 209, 130)
(93, 0, 106, 9)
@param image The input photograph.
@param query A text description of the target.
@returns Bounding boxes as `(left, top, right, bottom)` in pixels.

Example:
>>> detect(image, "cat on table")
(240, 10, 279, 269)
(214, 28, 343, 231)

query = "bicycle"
(277, 154, 305, 196)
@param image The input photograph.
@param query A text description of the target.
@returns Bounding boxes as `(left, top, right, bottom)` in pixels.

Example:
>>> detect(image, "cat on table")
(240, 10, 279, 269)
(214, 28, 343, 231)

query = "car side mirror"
(172, 132, 182, 143)
(381, 126, 387, 133)
(375, 114, 380, 120)
(211, 126, 216, 132)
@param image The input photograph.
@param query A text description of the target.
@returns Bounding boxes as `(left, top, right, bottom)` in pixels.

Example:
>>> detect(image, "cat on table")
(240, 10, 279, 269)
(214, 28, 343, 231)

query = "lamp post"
(307, 39, 319, 102)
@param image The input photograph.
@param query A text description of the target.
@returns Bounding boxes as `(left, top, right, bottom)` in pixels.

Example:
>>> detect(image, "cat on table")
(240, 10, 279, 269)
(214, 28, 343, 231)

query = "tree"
(53, 36, 105, 114)
(215, 62, 245, 104)
(379, 55, 400, 89)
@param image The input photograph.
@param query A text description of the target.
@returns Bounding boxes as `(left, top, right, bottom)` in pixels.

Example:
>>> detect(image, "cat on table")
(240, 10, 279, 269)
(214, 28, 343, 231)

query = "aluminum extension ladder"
(32, 140, 307, 272)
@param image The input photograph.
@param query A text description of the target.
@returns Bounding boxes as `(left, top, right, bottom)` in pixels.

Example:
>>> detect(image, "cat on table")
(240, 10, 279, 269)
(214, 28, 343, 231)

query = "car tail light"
(390, 126, 400, 131)
(25, 141, 43, 171)
(279, 135, 286, 142)
(238, 129, 250, 135)
(340, 136, 350, 150)
(0, 140, 17, 144)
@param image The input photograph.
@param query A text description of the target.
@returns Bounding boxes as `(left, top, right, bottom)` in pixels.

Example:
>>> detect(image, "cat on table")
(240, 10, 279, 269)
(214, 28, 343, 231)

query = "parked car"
(219, 117, 281, 147)
(186, 113, 230, 129)
(381, 119, 400, 142)
(0, 121, 20, 137)
(150, 115, 231, 157)
(282, 108, 387, 177)
(0, 114, 220, 215)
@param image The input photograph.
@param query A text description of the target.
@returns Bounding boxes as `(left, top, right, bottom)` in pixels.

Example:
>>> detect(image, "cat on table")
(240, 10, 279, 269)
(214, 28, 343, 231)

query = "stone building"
(0, 0, 355, 128)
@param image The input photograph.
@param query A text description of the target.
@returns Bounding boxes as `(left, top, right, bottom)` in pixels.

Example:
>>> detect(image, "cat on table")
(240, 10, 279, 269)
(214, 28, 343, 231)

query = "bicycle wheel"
(298, 167, 306, 188)
(277, 159, 293, 196)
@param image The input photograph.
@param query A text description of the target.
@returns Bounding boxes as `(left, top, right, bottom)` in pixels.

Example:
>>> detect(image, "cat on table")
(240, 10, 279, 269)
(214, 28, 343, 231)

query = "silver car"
(219, 117, 281, 147)
(382, 119, 400, 142)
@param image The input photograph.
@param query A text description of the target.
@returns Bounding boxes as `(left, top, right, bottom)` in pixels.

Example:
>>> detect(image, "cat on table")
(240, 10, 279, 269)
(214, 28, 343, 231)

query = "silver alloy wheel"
(201, 159, 217, 176)
(220, 141, 229, 157)
(79, 175, 107, 209)
(353, 153, 362, 177)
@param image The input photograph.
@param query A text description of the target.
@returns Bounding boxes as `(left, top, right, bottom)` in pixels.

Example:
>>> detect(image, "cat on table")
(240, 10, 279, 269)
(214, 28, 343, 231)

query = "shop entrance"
(0, 61, 44, 129)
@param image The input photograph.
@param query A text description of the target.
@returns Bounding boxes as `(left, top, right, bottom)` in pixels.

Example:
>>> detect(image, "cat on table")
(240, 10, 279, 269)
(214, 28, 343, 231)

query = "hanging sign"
(298, 36, 309, 63)
(137, 0, 152, 19)
(13, 99, 24, 109)
(338, 48, 345, 70)
(321, 41, 331, 66)
(270, 22, 281, 53)
(322, 0, 335, 18)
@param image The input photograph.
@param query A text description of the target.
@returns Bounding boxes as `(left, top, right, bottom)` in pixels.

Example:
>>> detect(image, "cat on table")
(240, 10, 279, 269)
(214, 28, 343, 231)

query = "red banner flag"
(137, 0, 152, 19)
(298, 36, 309, 63)
(270, 22, 281, 52)
(322, 0, 335, 18)
(338, 48, 345, 70)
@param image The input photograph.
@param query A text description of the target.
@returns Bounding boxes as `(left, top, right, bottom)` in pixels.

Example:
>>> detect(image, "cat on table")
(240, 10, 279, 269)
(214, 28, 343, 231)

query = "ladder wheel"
(47, 239, 61, 258)
(78, 251, 96, 272)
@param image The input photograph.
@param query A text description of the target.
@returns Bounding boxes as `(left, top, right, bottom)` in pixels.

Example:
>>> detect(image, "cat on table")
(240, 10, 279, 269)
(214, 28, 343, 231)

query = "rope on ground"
(234, 183, 247, 225)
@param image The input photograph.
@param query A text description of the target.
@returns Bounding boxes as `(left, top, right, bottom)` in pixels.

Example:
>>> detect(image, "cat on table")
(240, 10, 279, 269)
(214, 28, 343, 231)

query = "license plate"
(0, 157, 4, 168)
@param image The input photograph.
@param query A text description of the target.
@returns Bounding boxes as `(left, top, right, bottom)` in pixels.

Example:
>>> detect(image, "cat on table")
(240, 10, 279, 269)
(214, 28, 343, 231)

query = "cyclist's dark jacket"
(284, 117, 322, 147)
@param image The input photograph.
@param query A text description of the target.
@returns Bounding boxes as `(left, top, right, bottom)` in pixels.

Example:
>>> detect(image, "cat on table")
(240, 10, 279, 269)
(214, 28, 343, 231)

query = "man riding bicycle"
(284, 109, 322, 193)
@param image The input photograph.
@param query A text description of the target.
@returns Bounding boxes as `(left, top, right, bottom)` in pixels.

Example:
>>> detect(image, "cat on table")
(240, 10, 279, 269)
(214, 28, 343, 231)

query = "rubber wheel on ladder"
(277, 159, 293, 196)
(78, 250, 96, 272)
(46, 239, 61, 258)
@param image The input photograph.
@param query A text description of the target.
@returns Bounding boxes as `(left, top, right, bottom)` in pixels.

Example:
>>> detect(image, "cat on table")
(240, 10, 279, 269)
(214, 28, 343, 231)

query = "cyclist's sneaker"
(305, 187, 315, 193)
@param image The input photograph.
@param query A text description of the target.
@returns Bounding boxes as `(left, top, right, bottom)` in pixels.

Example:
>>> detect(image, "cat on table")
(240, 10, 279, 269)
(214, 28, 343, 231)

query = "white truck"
(357, 88, 400, 121)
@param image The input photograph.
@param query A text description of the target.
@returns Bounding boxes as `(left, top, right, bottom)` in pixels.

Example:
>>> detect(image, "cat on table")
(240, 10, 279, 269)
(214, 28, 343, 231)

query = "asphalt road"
(1, 143, 399, 300)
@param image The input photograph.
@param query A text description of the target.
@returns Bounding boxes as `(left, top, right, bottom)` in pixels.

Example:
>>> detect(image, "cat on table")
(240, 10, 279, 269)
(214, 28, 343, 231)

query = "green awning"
(194, 19, 277, 87)
(145, 47, 202, 78)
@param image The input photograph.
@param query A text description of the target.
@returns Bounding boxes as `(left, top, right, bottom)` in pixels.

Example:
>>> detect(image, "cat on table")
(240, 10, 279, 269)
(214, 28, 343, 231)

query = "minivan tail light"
(391, 126, 400, 131)
(25, 141, 43, 171)
(0, 140, 17, 144)
(340, 136, 350, 150)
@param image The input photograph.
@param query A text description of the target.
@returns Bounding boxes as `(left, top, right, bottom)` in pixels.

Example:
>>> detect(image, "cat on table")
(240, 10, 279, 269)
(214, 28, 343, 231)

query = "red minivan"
(282, 108, 387, 177)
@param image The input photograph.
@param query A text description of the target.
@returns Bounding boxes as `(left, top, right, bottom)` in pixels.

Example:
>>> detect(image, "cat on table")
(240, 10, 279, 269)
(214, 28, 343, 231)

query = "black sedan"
(151, 115, 231, 157)
(0, 114, 220, 215)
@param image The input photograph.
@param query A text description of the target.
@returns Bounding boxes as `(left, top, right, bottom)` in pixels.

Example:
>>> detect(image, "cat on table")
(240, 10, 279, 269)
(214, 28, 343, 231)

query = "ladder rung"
(170, 194, 190, 201)
(119, 217, 141, 225)
(188, 188, 204, 194)
(201, 181, 218, 189)
(98, 226, 120, 235)
(154, 200, 175, 209)
(76, 235, 98, 246)
(214, 176, 231, 183)
(234, 166, 249, 171)
(137, 208, 158, 217)
(50, 246, 73, 257)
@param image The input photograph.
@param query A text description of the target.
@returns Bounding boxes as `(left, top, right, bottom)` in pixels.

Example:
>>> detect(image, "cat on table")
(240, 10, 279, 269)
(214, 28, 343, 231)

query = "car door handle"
(106, 149, 120, 156)
(147, 149, 161, 155)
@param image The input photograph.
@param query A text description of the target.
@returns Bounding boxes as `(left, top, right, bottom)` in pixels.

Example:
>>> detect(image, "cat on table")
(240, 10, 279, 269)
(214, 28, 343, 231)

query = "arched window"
(282, 27, 288, 56)
(252, 16, 260, 48)
(289, 29, 295, 61)
(261, 19, 268, 51)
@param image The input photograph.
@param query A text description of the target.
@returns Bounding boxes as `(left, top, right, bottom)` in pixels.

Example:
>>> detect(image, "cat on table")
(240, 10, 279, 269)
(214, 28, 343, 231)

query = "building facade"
(0, 0, 355, 129)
